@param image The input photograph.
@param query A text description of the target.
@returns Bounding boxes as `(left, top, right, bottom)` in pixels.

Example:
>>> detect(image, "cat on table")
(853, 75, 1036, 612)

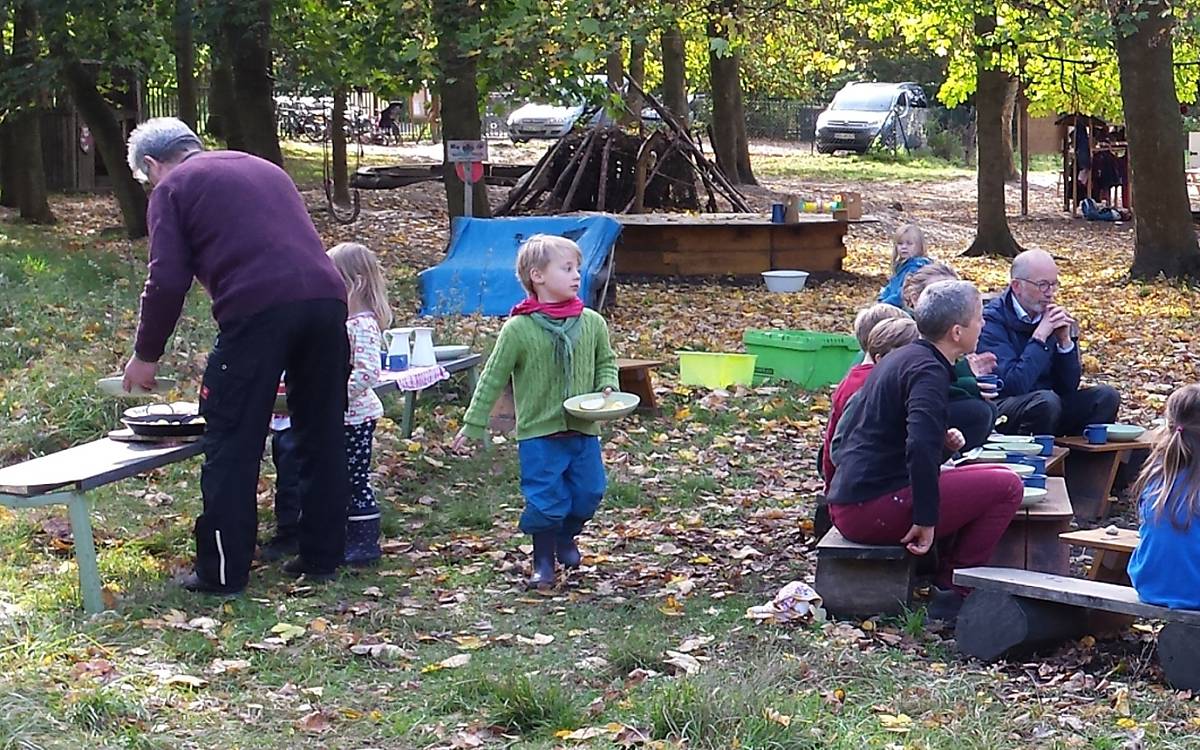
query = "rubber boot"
(556, 532, 582, 569)
(527, 533, 557, 589)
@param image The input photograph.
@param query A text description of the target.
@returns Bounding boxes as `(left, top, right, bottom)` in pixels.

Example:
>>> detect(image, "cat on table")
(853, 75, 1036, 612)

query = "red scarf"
(509, 296, 584, 319)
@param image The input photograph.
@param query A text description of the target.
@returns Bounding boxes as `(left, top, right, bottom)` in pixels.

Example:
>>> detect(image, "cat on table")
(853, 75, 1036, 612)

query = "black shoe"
(527, 533, 557, 589)
(555, 534, 582, 569)
(344, 556, 380, 569)
(177, 572, 243, 597)
(257, 535, 299, 563)
(927, 587, 965, 624)
(282, 556, 338, 583)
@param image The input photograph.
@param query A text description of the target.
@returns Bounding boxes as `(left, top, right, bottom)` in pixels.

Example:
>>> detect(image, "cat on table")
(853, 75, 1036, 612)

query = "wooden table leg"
(401, 391, 417, 438)
(1063, 450, 1124, 519)
(618, 366, 658, 412)
(66, 492, 104, 614)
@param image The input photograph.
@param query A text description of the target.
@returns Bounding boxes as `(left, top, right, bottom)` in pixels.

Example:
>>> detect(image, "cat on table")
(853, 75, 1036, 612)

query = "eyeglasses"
(1015, 277, 1060, 294)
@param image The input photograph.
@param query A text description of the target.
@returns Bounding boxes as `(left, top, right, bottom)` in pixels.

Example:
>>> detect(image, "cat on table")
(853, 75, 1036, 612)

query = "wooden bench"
(814, 528, 914, 617)
(1060, 527, 1139, 584)
(0, 438, 204, 613)
(1054, 436, 1152, 519)
(617, 358, 664, 412)
(989, 476, 1073, 575)
(954, 566, 1200, 690)
(1044, 445, 1068, 477)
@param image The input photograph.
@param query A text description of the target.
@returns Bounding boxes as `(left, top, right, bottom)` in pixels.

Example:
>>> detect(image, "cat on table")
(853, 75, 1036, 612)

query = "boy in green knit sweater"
(453, 235, 619, 588)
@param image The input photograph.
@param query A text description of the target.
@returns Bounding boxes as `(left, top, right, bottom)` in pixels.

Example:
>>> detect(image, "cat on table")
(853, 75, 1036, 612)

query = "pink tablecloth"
(376, 364, 450, 392)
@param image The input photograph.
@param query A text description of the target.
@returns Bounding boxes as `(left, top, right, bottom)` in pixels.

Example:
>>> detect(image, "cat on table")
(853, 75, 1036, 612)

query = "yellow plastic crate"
(676, 351, 758, 389)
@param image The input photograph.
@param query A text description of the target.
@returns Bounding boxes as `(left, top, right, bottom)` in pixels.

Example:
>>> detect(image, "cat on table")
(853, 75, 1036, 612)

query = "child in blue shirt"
(1128, 384, 1200, 610)
(877, 223, 931, 307)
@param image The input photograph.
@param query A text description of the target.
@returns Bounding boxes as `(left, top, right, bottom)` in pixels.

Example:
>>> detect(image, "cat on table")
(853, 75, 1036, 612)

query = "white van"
(815, 82, 928, 154)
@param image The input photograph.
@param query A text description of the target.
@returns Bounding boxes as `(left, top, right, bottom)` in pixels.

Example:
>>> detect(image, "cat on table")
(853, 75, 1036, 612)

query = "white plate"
(963, 449, 1009, 463)
(98, 376, 177, 398)
(985, 442, 1042, 456)
(998, 463, 1035, 477)
(434, 345, 471, 361)
(987, 434, 1035, 443)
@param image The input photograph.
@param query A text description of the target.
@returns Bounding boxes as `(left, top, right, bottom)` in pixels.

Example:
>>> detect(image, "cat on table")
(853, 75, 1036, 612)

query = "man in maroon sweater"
(123, 117, 351, 594)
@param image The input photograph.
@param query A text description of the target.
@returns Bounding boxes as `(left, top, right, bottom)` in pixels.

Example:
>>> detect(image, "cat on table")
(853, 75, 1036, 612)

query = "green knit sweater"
(462, 309, 620, 440)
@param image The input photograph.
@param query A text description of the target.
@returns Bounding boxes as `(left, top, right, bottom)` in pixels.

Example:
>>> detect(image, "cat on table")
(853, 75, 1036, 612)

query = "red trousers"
(829, 465, 1023, 593)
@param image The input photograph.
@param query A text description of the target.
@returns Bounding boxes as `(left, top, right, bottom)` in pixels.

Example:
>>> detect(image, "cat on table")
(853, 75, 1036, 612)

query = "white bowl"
(998, 463, 1035, 477)
(98, 376, 177, 398)
(985, 442, 1042, 456)
(563, 391, 640, 421)
(1021, 486, 1048, 508)
(761, 270, 809, 293)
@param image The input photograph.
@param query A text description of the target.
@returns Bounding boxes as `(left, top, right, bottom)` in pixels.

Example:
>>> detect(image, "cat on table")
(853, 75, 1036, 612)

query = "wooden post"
(1019, 69, 1030, 216)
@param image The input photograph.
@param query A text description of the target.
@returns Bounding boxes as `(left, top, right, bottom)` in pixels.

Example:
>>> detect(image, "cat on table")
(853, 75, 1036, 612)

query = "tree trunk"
(628, 39, 646, 128)
(208, 55, 243, 147)
(174, 0, 198, 130)
(433, 0, 490, 220)
(221, 0, 281, 165)
(60, 58, 148, 238)
(661, 15, 688, 125)
(1000, 74, 1019, 182)
(0, 124, 18, 208)
(10, 2, 54, 224)
(331, 85, 350, 206)
(963, 12, 1022, 257)
(1114, 2, 1200, 278)
(707, 2, 756, 185)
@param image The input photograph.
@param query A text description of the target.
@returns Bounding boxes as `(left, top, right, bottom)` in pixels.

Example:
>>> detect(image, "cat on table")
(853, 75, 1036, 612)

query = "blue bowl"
(1023, 473, 1047, 489)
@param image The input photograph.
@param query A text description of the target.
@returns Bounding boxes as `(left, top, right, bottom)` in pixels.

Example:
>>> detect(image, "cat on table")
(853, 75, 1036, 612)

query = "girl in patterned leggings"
(327, 242, 392, 566)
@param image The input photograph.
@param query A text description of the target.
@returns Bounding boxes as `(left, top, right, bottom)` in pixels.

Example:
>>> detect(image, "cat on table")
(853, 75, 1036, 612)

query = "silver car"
(815, 82, 928, 154)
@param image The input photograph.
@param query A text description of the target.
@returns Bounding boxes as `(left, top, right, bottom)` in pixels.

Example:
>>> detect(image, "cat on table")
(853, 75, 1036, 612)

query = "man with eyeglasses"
(977, 248, 1120, 436)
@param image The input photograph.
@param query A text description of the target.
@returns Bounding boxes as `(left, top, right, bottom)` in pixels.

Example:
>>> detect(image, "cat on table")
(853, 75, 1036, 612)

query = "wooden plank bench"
(1059, 527, 1139, 584)
(954, 566, 1200, 690)
(814, 527, 914, 617)
(0, 438, 204, 614)
(1054, 436, 1153, 519)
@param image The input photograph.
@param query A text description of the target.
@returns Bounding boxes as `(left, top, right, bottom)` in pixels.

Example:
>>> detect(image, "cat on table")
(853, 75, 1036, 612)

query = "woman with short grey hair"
(825, 279, 1022, 623)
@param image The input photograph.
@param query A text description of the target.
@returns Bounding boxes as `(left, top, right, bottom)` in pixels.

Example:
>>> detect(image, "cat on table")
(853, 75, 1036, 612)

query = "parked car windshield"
(829, 88, 895, 112)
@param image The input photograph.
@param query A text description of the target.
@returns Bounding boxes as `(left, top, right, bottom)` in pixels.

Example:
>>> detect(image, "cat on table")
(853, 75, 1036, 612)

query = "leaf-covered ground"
(1, 143, 1198, 749)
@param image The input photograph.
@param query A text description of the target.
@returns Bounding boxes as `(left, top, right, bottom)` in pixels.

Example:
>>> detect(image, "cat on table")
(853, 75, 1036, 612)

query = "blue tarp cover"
(419, 216, 622, 316)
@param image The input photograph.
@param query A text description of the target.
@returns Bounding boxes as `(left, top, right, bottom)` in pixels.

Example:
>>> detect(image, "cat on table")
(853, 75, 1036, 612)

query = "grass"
(754, 148, 974, 182)
(3, 181, 1200, 748)
(280, 141, 402, 189)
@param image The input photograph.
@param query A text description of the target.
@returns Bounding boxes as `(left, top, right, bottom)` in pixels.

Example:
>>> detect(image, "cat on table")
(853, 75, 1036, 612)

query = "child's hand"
(451, 429, 472, 453)
(943, 428, 965, 453)
(601, 386, 614, 396)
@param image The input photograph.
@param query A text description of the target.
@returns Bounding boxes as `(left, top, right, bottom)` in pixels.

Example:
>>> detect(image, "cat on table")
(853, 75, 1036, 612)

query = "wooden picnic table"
(1045, 445, 1068, 477)
(0, 438, 204, 613)
(1054, 436, 1153, 519)
(373, 354, 481, 438)
(1060, 526, 1139, 584)
(989, 476, 1073, 575)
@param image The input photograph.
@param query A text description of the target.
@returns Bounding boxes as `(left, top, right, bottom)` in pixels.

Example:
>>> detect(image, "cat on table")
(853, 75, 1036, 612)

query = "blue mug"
(1034, 434, 1054, 456)
(1017, 455, 1047, 473)
(380, 350, 388, 369)
(1084, 424, 1108, 445)
(771, 203, 786, 223)
(1023, 473, 1047, 489)
(387, 353, 409, 372)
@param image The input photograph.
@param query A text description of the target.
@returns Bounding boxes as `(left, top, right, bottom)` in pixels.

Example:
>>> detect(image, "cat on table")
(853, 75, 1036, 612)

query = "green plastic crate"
(742, 329, 861, 388)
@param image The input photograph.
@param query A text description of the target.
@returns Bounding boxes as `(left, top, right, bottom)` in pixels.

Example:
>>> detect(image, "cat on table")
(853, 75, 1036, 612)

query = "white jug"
(410, 327, 436, 367)
(383, 328, 411, 371)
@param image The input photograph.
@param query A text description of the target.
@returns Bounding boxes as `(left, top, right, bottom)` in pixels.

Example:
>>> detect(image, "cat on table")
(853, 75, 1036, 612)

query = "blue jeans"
(517, 434, 606, 536)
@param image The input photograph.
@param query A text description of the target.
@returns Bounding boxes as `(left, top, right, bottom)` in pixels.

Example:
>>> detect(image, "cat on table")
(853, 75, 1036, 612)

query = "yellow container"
(677, 351, 758, 389)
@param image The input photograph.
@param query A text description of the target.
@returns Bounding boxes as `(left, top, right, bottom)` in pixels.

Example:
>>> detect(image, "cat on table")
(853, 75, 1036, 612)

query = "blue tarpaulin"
(419, 216, 622, 316)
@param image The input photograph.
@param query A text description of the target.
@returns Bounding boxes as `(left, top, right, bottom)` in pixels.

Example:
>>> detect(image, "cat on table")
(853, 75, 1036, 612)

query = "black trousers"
(195, 298, 350, 589)
(947, 397, 997, 451)
(995, 385, 1120, 437)
(270, 427, 301, 540)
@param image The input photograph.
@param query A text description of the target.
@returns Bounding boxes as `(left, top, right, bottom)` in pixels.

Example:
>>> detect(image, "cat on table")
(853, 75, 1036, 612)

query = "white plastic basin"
(761, 270, 810, 293)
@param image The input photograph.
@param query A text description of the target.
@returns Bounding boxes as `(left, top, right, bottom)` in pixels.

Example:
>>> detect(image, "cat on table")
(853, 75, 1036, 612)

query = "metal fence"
(142, 86, 211, 132)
